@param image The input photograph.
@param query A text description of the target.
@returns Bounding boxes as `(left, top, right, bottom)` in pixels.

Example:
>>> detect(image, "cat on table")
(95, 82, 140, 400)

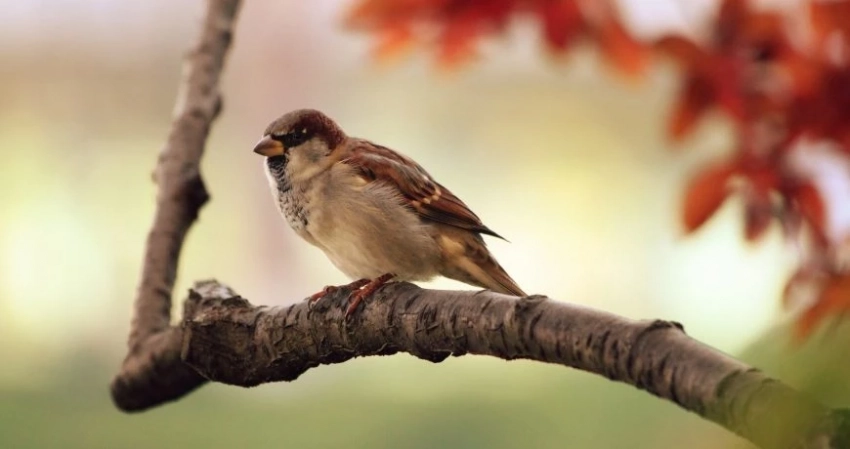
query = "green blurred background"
(1, 1, 846, 448)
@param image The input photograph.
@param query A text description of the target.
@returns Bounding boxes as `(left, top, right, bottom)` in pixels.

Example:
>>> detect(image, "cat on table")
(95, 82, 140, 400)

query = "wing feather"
(340, 140, 504, 239)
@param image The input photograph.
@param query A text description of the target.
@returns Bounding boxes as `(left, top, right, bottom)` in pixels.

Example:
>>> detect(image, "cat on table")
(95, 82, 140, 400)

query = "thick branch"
(179, 280, 850, 449)
(110, 0, 241, 411)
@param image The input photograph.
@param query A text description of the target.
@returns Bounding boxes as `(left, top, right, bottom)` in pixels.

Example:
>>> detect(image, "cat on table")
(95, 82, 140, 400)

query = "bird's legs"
(306, 274, 395, 318)
(345, 273, 395, 318)
(307, 278, 370, 305)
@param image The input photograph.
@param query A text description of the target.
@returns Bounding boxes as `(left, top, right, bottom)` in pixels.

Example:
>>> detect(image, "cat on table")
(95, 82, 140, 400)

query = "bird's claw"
(343, 273, 395, 321)
(306, 285, 338, 310)
(306, 275, 394, 319)
(306, 279, 371, 310)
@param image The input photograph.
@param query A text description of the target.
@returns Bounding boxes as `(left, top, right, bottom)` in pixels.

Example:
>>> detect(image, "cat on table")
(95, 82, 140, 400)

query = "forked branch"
(110, 0, 241, 411)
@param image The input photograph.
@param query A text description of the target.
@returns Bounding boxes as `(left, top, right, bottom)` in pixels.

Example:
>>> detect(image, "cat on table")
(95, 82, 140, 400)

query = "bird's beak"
(253, 136, 285, 157)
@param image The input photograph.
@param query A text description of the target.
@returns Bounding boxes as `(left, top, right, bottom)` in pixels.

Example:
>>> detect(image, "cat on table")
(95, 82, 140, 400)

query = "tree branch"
(178, 280, 849, 449)
(115, 254, 850, 449)
(110, 0, 241, 411)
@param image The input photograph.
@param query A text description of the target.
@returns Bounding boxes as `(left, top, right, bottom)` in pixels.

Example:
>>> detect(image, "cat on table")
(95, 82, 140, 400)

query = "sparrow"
(253, 109, 525, 316)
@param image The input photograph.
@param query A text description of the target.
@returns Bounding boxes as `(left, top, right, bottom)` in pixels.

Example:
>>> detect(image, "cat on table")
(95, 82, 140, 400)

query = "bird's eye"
(273, 129, 311, 148)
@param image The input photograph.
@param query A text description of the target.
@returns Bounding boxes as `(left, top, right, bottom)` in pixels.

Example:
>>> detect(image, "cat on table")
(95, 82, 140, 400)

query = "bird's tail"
(438, 230, 526, 297)
(475, 256, 526, 296)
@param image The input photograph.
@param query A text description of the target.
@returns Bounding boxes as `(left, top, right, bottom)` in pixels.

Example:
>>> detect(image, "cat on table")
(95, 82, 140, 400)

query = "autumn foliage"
(348, 0, 850, 340)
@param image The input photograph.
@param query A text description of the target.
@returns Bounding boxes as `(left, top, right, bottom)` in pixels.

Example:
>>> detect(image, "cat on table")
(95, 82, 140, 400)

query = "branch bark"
(110, 0, 241, 411)
(109, 1, 850, 448)
(176, 280, 848, 449)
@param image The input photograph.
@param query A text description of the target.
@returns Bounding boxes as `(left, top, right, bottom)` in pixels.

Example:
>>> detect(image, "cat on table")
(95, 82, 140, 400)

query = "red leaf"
(669, 74, 714, 140)
(538, 0, 583, 52)
(654, 35, 703, 68)
(596, 17, 647, 78)
(715, 0, 748, 48)
(782, 266, 820, 308)
(791, 182, 828, 246)
(437, 14, 482, 68)
(809, 0, 850, 47)
(372, 25, 415, 61)
(682, 162, 737, 232)
(345, 0, 422, 29)
(746, 165, 780, 193)
(795, 274, 850, 341)
(711, 58, 746, 122)
(742, 167, 779, 241)
(744, 192, 773, 241)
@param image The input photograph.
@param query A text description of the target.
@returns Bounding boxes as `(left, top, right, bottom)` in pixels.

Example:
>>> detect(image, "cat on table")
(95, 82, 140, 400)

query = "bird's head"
(253, 109, 346, 181)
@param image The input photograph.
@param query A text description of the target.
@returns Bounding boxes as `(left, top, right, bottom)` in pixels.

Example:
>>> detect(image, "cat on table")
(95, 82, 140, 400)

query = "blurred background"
(1, 0, 847, 448)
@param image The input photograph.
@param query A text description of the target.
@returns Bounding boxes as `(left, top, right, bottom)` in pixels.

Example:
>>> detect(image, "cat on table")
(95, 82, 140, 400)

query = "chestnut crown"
(264, 109, 346, 150)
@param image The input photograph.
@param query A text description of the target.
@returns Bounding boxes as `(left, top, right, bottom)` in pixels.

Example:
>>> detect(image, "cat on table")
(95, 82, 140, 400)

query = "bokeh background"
(2, 0, 848, 448)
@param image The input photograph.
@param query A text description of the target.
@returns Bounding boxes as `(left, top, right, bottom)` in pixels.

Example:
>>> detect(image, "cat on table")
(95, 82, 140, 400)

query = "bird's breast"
(279, 188, 310, 233)
(266, 161, 442, 281)
(307, 172, 442, 281)
(265, 157, 311, 237)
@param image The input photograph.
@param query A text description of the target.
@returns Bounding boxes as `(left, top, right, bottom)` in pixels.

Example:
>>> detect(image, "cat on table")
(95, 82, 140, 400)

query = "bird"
(253, 109, 525, 317)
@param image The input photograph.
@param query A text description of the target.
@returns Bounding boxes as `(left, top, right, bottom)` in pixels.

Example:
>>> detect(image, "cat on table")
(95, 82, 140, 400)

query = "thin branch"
(110, 0, 241, 411)
(179, 280, 850, 449)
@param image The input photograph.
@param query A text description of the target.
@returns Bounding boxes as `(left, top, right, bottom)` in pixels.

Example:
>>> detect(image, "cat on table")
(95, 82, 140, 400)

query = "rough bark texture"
(178, 280, 849, 449)
(110, 0, 241, 411)
(109, 0, 850, 448)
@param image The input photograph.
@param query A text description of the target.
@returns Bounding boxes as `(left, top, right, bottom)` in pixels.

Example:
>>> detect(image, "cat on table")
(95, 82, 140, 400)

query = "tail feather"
(437, 229, 526, 297)
(479, 258, 526, 296)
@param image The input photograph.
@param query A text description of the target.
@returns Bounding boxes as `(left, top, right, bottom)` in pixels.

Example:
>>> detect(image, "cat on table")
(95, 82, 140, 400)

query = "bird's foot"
(307, 278, 370, 309)
(344, 273, 395, 319)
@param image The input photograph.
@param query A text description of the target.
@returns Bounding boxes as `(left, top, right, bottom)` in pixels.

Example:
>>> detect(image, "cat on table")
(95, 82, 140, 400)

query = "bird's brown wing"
(340, 139, 504, 239)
